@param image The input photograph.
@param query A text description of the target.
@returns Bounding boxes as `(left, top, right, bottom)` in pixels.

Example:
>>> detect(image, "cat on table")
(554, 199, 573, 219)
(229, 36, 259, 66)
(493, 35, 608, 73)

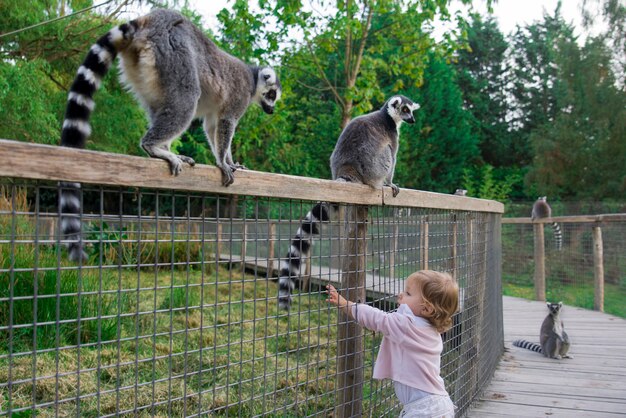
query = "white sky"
(188, 0, 592, 37)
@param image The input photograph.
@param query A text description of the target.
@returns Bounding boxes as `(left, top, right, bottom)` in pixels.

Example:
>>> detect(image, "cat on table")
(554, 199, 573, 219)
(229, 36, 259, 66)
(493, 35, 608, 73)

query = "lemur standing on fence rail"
(531, 196, 563, 250)
(513, 302, 572, 359)
(59, 9, 281, 261)
(277, 95, 420, 310)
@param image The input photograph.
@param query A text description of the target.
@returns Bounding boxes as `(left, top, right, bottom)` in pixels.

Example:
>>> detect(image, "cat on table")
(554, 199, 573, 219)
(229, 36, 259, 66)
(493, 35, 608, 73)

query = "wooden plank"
(502, 214, 626, 224)
(382, 186, 504, 213)
(0, 139, 504, 213)
(482, 380, 626, 399)
(467, 296, 626, 417)
(477, 391, 626, 414)
(469, 398, 624, 417)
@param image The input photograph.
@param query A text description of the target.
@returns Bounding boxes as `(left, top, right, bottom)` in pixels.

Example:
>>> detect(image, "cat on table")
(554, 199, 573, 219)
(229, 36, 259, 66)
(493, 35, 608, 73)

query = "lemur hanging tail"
(512, 340, 542, 354)
(551, 222, 563, 251)
(59, 22, 137, 261)
(278, 202, 335, 310)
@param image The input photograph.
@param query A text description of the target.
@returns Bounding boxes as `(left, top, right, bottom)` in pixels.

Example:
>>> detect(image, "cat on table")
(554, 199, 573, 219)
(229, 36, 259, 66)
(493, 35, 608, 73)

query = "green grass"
(503, 281, 626, 318)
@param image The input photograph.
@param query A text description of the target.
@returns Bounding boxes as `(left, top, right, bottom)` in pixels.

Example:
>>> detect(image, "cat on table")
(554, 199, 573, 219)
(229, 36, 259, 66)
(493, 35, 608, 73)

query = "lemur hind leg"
(141, 105, 197, 175)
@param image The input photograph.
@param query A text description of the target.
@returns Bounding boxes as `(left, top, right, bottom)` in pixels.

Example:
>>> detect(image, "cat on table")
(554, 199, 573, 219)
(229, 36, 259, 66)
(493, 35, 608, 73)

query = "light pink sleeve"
(351, 304, 406, 343)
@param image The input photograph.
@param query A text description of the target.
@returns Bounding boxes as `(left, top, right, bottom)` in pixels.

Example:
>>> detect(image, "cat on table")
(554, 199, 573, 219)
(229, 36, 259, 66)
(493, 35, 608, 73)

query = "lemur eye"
(266, 90, 276, 100)
(402, 107, 409, 113)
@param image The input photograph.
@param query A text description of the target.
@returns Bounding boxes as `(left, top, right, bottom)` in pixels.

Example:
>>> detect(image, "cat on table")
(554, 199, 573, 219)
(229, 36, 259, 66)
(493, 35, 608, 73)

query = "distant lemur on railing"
(531, 196, 563, 250)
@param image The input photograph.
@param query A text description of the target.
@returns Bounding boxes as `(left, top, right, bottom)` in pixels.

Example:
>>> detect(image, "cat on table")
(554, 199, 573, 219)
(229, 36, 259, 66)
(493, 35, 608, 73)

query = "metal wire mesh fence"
(502, 203, 626, 318)
(0, 141, 504, 417)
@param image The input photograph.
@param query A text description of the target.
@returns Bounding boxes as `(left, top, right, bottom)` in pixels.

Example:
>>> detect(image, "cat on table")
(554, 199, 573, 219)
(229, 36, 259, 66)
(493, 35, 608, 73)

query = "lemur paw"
(230, 162, 246, 171)
(178, 155, 195, 166)
(169, 159, 184, 176)
(389, 183, 400, 197)
(220, 166, 235, 186)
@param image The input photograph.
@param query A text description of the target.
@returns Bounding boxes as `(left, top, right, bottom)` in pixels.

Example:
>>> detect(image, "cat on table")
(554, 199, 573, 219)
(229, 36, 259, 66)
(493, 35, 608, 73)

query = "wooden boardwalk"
(466, 296, 626, 417)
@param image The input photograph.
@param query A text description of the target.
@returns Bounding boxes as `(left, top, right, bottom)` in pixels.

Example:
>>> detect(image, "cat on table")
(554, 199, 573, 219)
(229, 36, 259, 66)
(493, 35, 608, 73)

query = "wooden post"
(592, 225, 604, 312)
(533, 222, 546, 302)
(337, 205, 367, 418)
(421, 217, 429, 270)
(267, 222, 276, 278)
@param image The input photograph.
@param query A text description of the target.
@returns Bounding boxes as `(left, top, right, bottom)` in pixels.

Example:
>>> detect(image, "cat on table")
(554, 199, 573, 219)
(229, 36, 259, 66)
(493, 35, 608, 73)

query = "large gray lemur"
(59, 9, 282, 261)
(277, 95, 420, 309)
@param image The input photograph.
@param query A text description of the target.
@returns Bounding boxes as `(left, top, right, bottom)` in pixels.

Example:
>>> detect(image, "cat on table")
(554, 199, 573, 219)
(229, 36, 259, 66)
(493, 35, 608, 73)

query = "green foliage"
(0, 0, 623, 201)
(462, 164, 523, 201)
(0, 60, 61, 144)
(396, 53, 479, 193)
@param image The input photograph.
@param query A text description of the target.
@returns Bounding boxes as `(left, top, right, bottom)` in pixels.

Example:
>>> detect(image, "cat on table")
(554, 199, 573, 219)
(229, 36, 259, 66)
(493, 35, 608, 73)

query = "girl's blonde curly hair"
(408, 270, 459, 333)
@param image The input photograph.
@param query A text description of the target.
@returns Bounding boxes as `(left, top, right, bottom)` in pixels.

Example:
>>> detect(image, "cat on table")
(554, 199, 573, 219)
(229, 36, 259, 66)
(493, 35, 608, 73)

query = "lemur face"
(256, 67, 282, 115)
(547, 302, 563, 315)
(387, 95, 420, 125)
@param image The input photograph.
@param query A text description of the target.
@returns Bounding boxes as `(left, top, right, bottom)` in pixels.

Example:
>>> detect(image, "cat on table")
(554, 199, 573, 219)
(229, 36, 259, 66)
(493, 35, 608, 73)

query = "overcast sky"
(187, 0, 592, 37)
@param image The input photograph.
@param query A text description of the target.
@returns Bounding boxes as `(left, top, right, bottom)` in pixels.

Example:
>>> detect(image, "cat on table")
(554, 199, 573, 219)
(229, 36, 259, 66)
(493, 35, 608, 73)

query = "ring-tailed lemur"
(59, 9, 281, 261)
(454, 189, 467, 196)
(531, 196, 562, 250)
(277, 95, 419, 309)
(513, 301, 572, 359)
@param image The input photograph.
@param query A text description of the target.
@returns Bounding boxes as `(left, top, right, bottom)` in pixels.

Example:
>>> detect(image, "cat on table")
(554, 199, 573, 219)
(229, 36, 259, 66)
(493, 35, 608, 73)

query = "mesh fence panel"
(502, 218, 626, 318)
(0, 180, 502, 417)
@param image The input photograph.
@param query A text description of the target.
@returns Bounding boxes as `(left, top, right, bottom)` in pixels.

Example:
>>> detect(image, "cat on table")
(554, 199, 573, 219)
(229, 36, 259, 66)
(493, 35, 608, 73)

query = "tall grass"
(0, 187, 129, 351)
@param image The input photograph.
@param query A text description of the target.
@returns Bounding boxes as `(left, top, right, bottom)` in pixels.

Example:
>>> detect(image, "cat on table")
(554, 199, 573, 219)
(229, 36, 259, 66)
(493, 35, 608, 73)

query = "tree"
(455, 15, 510, 166)
(527, 36, 626, 199)
(395, 52, 479, 193)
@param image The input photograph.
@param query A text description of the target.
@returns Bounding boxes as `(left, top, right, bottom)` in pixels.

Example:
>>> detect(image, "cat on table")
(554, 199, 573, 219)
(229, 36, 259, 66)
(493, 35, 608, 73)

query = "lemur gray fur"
(513, 302, 572, 359)
(454, 189, 467, 196)
(59, 9, 281, 261)
(277, 95, 419, 309)
(531, 196, 563, 250)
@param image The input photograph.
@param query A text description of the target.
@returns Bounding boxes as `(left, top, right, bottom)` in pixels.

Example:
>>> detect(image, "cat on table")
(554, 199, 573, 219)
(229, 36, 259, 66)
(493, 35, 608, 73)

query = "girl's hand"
(326, 284, 346, 307)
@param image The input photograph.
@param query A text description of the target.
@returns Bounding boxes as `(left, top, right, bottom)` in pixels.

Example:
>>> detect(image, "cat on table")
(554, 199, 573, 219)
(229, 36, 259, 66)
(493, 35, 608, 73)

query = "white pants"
(399, 394, 455, 418)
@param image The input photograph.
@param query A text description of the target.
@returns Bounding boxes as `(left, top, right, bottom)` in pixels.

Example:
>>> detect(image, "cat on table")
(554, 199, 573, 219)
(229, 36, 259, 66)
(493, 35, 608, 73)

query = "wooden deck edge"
(0, 139, 503, 214)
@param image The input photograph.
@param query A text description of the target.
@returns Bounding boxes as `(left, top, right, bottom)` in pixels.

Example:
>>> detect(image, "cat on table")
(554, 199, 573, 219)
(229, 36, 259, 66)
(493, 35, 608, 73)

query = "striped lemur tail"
(278, 202, 336, 310)
(59, 22, 137, 262)
(512, 339, 542, 354)
(551, 222, 563, 251)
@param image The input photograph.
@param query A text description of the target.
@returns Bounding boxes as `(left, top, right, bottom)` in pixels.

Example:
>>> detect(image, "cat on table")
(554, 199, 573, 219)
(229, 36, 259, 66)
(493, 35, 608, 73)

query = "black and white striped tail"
(59, 22, 135, 262)
(278, 203, 331, 310)
(552, 222, 563, 251)
(512, 339, 542, 353)
(59, 182, 87, 262)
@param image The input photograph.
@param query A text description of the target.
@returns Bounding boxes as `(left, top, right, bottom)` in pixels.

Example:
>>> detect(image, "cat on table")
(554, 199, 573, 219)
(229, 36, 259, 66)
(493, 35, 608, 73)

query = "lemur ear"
(410, 102, 421, 111)
(390, 97, 401, 108)
(264, 74, 271, 81)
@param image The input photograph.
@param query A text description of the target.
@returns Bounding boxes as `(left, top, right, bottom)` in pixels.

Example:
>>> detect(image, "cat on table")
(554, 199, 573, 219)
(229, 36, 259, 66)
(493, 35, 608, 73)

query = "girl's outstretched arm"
(326, 284, 355, 319)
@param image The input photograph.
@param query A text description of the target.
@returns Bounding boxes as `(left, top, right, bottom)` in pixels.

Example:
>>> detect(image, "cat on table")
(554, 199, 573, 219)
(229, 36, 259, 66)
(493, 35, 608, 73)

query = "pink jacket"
(351, 303, 448, 395)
